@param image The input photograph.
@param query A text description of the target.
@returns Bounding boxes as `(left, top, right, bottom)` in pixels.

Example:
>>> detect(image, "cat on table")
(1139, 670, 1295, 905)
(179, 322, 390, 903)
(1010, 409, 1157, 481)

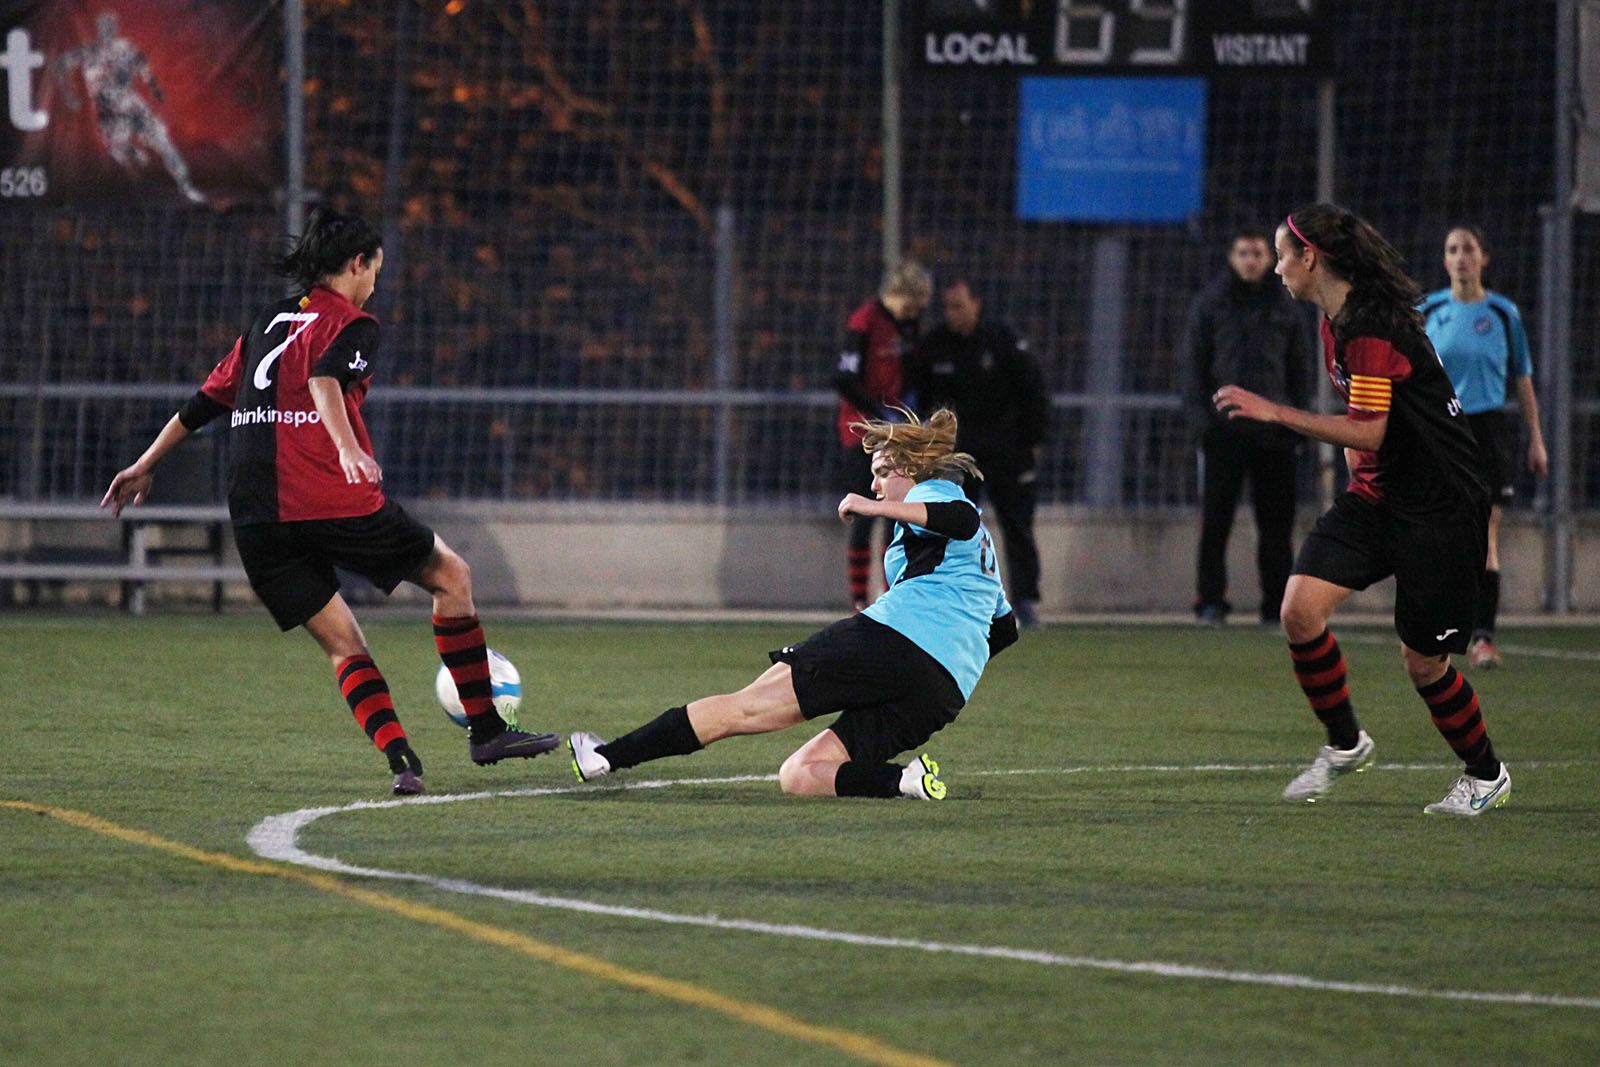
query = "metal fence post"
(283, 0, 306, 241)
(713, 204, 736, 506)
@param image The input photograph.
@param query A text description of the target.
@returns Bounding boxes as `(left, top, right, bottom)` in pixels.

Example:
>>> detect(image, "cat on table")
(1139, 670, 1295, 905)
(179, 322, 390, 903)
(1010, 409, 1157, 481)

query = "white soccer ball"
(436, 648, 522, 729)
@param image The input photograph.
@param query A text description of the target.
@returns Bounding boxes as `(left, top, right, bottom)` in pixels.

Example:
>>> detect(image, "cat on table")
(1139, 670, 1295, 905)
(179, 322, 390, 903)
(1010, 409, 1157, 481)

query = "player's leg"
(1195, 427, 1246, 623)
(985, 462, 1042, 627)
(780, 708, 950, 801)
(1469, 504, 1504, 668)
(1279, 497, 1387, 802)
(303, 593, 425, 794)
(1391, 502, 1508, 814)
(236, 521, 423, 794)
(569, 661, 806, 781)
(776, 728, 853, 796)
(1468, 411, 1510, 668)
(1247, 442, 1297, 626)
(139, 118, 205, 203)
(408, 532, 559, 763)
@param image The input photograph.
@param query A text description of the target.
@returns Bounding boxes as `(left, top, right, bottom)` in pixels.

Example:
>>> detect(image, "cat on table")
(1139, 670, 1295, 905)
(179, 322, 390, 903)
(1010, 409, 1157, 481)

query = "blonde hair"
(880, 259, 933, 304)
(852, 408, 982, 483)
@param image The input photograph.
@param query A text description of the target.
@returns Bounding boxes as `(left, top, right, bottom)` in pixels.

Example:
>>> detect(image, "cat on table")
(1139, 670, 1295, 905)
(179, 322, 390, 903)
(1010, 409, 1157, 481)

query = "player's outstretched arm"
(308, 376, 381, 485)
(1213, 384, 1387, 453)
(838, 493, 926, 527)
(102, 412, 192, 516)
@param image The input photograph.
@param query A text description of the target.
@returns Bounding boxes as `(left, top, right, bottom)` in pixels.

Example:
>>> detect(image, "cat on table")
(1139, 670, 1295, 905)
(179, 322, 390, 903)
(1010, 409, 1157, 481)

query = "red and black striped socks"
(1418, 666, 1500, 779)
(1288, 629, 1361, 750)
(847, 546, 872, 606)
(336, 654, 415, 773)
(433, 613, 503, 742)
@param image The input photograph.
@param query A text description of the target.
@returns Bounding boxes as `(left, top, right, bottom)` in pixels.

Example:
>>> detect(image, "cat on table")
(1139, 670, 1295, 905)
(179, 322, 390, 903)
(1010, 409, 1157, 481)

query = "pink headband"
(1285, 214, 1318, 255)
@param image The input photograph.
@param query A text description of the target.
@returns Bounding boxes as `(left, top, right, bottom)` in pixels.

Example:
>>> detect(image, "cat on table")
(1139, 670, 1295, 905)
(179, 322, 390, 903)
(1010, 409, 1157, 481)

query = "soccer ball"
(436, 648, 522, 729)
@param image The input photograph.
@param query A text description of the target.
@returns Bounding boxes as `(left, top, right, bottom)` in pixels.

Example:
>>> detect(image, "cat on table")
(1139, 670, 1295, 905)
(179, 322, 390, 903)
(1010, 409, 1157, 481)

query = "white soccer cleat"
(899, 753, 947, 800)
(568, 731, 611, 782)
(1282, 730, 1376, 803)
(1424, 765, 1510, 816)
(1468, 637, 1502, 670)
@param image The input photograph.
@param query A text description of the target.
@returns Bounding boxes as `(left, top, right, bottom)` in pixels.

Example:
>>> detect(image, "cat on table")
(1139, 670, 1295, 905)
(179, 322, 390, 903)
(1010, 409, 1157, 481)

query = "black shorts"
(1466, 410, 1516, 503)
(234, 500, 437, 631)
(1293, 492, 1487, 656)
(769, 614, 966, 764)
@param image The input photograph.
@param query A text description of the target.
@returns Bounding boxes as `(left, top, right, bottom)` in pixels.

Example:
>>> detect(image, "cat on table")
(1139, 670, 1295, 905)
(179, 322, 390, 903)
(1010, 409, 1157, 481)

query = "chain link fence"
(1, 0, 1593, 515)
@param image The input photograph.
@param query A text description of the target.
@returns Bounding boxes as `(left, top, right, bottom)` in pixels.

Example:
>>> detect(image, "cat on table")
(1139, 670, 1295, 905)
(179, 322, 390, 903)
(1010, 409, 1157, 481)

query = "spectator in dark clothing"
(1183, 230, 1314, 626)
(911, 276, 1049, 627)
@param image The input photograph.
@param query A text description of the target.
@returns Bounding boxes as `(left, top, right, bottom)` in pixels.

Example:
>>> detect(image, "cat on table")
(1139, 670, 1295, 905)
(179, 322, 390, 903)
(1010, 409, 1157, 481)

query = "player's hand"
(339, 445, 382, 485)
(1213, 384, 1277, 424)
(1528, 436, 1549, 477)
(101, 466, 153, 517)
(838, 492, 876, 524)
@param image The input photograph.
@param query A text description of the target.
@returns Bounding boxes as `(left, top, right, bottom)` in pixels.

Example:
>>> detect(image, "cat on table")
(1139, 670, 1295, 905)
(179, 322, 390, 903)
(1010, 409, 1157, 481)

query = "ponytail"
(272, 206, 382, 291)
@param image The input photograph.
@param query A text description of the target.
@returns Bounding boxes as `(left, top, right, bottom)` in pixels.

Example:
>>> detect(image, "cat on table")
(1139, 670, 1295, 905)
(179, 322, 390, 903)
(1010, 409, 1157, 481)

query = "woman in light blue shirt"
(1420, 225, 1548, 669)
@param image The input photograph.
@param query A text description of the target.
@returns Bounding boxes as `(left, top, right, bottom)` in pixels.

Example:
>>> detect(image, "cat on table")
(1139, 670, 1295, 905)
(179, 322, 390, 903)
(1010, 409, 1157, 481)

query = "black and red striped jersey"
(1321, 315, 1486, 518)
(835, 298, 914, 448)
(192, 285, 385, 524)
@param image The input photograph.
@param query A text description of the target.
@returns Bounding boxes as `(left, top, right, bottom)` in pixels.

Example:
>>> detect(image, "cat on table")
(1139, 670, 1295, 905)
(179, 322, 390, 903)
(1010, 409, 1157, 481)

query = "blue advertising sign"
(1016, 76, 1206, 222)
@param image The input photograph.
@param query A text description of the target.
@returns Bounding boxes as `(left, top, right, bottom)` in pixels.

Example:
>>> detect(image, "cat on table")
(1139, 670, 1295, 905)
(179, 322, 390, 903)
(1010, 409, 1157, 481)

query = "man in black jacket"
(911, 276, 1050, 627)
(1183, 230, 1313, 626)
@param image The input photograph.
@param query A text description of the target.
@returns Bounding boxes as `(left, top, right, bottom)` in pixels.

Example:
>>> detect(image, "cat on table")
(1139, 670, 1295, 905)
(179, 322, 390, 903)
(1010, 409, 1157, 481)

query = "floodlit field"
(3, 614, 1597, 1065)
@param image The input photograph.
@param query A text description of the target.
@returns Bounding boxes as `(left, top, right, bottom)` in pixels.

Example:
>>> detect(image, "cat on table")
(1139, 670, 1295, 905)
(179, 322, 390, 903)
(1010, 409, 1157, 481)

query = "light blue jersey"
(1420, 289, 1532, 415)
(863, 478, 1012, 700)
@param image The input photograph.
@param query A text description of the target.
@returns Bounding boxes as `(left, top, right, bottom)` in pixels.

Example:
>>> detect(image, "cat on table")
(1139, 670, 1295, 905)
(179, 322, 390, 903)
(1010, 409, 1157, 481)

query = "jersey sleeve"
(310, 317, 380, 387)
(197, 337, 243, 407)
(833, 324, 877, 413)
(1341, 337, 1411, 421)
(1505, 303, 1533, 378)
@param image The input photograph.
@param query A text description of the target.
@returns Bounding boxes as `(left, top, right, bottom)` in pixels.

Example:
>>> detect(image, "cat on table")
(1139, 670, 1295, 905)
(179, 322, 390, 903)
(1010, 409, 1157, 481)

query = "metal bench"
(0, 502, 243, 615)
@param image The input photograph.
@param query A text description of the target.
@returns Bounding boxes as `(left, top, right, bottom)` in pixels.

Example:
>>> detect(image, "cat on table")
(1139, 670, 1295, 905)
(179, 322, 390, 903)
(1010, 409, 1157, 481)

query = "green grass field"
(3, 613, 1597, 1065)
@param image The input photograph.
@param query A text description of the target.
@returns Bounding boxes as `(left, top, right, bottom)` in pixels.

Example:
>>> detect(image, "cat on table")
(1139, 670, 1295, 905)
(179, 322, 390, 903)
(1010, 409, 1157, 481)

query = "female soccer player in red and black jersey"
(833, 260, 931, 611)
(1214, 203, 1509, 817)
(102, 207, 559, 794)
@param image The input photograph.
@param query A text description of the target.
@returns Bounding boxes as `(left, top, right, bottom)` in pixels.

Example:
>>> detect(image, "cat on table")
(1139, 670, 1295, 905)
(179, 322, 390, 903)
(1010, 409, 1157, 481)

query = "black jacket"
(1182, 272, 1313, 445)
(909, 319, 1049, 468)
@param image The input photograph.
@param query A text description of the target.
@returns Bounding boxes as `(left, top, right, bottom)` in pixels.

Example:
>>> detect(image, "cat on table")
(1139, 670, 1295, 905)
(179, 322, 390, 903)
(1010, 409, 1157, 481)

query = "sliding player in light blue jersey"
(568, 408, 1018, 800)
(1420, 225, 1548, 669)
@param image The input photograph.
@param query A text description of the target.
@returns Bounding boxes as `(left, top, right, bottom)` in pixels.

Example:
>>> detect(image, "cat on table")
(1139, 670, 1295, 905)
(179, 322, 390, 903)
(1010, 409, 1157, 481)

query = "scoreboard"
(915, 0, 1332, 76)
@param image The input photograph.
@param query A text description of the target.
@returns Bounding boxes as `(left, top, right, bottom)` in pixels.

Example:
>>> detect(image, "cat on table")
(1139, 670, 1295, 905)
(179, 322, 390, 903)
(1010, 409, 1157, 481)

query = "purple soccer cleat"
(470, 728, 561, 766)
(392, 769, 425, 796)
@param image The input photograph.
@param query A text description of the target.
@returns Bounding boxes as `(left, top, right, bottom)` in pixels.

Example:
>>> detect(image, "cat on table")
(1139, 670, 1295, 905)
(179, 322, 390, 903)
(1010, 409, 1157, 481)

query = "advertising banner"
(1017, 76, 1206, 222)
(0, 0, 278, 208)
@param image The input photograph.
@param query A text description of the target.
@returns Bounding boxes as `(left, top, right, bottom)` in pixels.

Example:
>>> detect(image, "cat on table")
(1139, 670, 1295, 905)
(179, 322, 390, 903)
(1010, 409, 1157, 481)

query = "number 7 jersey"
(197, 285, 384, 524)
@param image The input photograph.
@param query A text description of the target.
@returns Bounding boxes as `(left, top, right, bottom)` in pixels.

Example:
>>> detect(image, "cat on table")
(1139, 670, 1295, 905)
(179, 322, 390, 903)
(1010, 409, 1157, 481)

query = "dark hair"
(273, 206, 382, 290)
(1229, 228, 1272, 248)
(1445, 223, 1489, 256)
(1283, 202, 1424, 343)
(940, 275, 983, 303)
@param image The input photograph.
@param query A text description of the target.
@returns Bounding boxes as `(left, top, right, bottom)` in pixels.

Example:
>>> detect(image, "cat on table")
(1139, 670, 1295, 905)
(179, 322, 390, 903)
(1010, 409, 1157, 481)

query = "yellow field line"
(2, 799, 947, 1067)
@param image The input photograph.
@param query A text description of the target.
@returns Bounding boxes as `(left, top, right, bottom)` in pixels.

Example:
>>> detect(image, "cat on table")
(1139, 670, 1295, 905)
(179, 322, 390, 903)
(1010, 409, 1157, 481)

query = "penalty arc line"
(0, 798, 945, 1067)
(246, 768, 1600, 1013)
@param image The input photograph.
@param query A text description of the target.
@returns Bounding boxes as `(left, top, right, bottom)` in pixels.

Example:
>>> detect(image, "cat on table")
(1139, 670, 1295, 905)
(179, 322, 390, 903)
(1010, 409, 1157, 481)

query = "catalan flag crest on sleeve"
(1347, 374, 1393, 414)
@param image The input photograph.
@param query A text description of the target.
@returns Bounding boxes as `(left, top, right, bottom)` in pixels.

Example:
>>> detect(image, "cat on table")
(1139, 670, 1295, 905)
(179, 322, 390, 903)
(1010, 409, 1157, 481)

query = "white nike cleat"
(1282, 730, 1376, 802)
(1424, 765, 1510, 816)
(899, 753, 947, 800)
(567, 731, 611, 782)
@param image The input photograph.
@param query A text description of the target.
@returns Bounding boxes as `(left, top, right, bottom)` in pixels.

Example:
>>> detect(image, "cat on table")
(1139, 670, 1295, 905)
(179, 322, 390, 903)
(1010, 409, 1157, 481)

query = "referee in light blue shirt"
(1420, 225, 1548, 669)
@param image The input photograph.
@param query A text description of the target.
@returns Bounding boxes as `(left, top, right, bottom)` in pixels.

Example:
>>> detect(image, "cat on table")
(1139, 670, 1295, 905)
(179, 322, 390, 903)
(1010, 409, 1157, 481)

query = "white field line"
(247, 767, 1599, 1012)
